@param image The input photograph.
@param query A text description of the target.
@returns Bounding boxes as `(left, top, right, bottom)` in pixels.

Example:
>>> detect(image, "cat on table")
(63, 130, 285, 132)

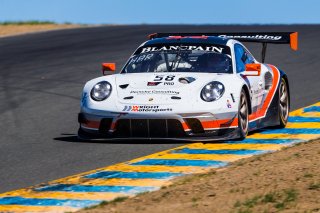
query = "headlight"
(90, 81, 112, 101)
(201, 81, 224, 102)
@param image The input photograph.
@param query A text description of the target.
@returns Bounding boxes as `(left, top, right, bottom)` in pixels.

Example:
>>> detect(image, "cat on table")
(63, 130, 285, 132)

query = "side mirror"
(102, 63, 116, 75)
(242, 64, 261, 76)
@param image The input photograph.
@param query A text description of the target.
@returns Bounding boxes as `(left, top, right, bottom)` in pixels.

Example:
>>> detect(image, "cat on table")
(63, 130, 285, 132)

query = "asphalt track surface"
(0, 25, 319, 193)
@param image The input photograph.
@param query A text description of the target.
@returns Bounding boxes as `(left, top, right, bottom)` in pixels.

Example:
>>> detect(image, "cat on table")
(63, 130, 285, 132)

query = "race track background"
(0, 25, 319, 193)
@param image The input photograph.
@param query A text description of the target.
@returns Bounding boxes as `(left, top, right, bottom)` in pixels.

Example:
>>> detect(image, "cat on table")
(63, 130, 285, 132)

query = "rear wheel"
(278, 78, 289, 128)
(238, 90, 249, 139)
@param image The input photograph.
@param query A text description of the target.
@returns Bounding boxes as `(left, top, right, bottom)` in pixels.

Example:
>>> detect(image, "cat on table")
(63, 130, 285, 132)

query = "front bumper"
(78, 111, 240, 141)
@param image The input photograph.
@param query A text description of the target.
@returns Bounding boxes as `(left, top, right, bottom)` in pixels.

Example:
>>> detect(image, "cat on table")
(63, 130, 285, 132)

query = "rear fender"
(260, 69, 288, 128)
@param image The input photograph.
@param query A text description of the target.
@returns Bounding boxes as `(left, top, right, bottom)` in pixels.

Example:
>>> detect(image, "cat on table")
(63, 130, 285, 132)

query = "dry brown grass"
(0, 24, 82, 37)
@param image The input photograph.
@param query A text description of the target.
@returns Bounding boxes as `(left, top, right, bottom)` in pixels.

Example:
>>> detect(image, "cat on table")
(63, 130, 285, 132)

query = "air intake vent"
(114, 119, 185, 138)
(119, 84, 129, 89)
(99, 118, 113, 134)
(179, 77, 196, 84)
(185, 118, 204, 134)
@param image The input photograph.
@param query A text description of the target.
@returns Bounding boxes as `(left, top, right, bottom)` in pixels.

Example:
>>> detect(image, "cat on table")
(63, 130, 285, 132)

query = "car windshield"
(122, 44, 233, 74)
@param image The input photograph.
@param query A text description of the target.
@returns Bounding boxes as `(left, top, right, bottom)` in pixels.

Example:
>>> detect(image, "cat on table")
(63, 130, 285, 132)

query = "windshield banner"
(136, 44, 231, 55)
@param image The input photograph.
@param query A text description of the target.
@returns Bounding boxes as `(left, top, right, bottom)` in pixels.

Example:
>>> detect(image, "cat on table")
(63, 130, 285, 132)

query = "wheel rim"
(279, 80, 289, 122)
(239, 93, 248, 133)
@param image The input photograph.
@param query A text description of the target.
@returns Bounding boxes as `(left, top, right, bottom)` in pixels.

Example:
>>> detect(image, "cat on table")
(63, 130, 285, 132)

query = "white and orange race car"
(78, 32, 298, 141)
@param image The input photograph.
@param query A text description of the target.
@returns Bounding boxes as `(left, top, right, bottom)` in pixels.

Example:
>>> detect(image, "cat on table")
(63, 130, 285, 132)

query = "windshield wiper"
(163, 52, 170, 72)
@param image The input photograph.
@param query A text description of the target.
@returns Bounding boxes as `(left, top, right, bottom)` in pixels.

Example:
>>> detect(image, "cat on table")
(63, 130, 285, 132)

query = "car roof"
(144, 36, 230, 46)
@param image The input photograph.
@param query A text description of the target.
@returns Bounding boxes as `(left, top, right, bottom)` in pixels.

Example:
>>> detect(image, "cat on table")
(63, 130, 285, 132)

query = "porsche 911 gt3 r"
(78, 32, 298, 141)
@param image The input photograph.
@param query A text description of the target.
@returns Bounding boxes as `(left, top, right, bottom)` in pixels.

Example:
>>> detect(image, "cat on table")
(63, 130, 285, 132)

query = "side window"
(245, 51, 255, 64)
(234, 44, 255, 73)
(234, 44, 246, 73)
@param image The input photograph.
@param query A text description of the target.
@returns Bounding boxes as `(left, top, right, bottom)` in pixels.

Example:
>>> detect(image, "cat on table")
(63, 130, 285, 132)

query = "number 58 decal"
(154, 75, 175, 81)
(147, 75, 175, 86)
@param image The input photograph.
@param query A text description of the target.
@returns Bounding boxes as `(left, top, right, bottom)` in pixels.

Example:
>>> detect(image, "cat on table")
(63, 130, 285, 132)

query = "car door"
(234, 44, 262, 118)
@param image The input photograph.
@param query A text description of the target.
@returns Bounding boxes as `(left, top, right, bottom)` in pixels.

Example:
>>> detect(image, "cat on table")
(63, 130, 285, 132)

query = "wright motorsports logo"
(122, 105, 172, 113)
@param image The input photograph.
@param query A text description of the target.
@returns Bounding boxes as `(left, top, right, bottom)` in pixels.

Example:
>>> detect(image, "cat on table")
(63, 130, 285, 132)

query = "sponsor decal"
(148, 75, 175, 86)
(141, 45, 224, 54)
(81, 92, 88, 106)
(135, 44, 231, 55)
(218, 34, 282, 41)
(149, 75, 175, 86)
(130, 54, 154, 63)
(164, 82, 174, 85)
(147, 82, 162, 86)
(130, 90, 180, 95)
(227, 99, 232, 108)
(252, 89, 262, 95)
(122, 105, 173, 113)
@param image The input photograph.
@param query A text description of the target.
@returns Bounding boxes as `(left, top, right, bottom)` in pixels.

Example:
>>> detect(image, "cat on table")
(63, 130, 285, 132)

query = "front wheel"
(238, 90, 249, 140)
(278, 78, 289, 128)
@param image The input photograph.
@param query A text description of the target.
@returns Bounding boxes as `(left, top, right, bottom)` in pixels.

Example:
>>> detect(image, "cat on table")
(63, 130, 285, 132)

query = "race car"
(78, 32, 298, 141)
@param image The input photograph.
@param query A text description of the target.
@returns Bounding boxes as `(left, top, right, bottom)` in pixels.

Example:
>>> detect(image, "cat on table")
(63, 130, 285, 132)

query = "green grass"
(0, 20, 57, 25)
(161, 191, 170, 198)
(303, 173, 314, 178)
(293, 153, 301, 158)
(261, 192, 277, 203)
(273, 189, 298, 210)
(283, 189, 298, 202)
(111, 196, 129, 203)
(243, 195, 261, 208)
(274, 202, 285, 209)
(234, 200, 241, 207)
(83, 201, 109, 210)
(236, 160, 245, 166)
(136, 191, 149, 196)
(83, 196, 129, 210)
(191, 197, 200, 207)
(191, 197, 200, 202)
(308, 182, 320, 190)
(196, 170, 217, 177)
(233, 189, 298, 211)
(173, 171, 217, 187)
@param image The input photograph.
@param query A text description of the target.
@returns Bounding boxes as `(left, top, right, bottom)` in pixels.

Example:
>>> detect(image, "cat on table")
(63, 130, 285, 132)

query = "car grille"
(113, 119, 186, 138)
(98, 118, 113, 134)
(184, 118, 205, 134)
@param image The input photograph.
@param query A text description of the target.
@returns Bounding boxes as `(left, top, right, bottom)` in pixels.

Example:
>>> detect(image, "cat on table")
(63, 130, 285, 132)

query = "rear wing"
(148, 32, 298, 63)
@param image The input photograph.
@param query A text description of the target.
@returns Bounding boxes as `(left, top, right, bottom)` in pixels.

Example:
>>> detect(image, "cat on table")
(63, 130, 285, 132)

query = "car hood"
(114, 72, 228, 105)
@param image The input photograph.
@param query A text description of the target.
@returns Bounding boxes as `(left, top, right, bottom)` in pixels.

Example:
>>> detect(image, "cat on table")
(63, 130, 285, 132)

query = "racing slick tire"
(238, 89, 249, 140)
(277, 78, 289, 128)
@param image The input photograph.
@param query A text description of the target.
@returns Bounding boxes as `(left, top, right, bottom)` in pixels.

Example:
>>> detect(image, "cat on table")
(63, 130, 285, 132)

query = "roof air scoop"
(179, 77, 196, 84)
